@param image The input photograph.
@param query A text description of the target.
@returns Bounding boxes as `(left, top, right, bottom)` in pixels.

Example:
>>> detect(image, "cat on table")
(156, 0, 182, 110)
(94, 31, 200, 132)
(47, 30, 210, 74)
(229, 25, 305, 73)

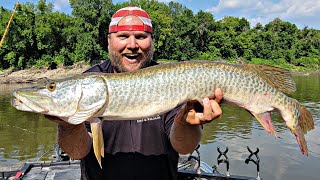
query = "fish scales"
(99, 62, 279, 121)
(102, 62, 210, 119)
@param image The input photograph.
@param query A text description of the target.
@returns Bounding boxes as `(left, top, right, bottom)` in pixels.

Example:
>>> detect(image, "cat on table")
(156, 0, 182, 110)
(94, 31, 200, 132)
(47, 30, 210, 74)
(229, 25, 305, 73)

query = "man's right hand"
(45, 114, 92, 160)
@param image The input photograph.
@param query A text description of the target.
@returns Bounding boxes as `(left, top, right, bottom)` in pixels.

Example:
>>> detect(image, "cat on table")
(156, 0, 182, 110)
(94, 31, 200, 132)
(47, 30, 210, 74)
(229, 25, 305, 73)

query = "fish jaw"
(11, 89, 49, 113)
(11, 97, 47, 113)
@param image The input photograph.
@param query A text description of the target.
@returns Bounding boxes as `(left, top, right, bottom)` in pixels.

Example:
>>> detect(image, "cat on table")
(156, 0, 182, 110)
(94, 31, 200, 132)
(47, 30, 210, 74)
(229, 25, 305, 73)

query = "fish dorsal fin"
(245, 64, 296, 94)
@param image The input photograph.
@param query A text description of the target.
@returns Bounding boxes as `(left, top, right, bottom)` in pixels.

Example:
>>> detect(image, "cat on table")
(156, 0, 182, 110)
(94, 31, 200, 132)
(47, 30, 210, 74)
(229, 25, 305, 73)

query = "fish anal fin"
(252, 112, 278, 138)
(91, 118, 104, 168)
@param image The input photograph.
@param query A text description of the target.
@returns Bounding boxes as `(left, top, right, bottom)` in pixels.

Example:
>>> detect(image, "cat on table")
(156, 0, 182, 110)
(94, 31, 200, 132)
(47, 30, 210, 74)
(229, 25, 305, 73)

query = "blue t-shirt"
(80, 60, 180, 180)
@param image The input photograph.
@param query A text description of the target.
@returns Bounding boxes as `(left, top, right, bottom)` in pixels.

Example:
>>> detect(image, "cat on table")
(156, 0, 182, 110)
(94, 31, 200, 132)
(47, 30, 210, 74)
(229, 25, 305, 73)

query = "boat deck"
(1, 159, 259, 180)
(1, 145, 261, 180)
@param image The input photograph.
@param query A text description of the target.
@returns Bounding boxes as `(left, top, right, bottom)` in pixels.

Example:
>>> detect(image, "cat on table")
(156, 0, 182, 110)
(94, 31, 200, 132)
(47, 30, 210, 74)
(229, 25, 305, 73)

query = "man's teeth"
(125, 54, 139, 59)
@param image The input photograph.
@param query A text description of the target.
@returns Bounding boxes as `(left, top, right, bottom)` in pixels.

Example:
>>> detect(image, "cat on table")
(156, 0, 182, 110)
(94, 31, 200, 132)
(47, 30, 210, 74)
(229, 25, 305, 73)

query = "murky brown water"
(0, 75, 319, 179)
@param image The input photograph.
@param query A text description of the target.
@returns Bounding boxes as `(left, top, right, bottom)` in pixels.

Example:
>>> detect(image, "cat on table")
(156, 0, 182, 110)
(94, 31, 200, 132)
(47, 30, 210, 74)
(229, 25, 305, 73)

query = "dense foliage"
(0, 0, 319, 70)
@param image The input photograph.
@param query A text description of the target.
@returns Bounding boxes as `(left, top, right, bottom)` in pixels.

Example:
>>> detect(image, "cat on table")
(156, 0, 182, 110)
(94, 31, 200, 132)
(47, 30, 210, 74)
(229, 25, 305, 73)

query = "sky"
(1, 0, 320, 29)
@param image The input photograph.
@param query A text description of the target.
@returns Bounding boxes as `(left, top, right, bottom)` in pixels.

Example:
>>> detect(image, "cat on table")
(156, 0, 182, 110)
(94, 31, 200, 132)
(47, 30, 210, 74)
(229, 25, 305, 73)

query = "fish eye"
(47, 82, 56, 92)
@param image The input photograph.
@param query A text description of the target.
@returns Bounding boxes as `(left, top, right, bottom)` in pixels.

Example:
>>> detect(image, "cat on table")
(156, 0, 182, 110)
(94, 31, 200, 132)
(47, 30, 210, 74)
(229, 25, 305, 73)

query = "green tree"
(192, 10, 215, 52)
(69, 0, 112, 63)
(167, 2, 197, 60)
(0, 0, 319, 70)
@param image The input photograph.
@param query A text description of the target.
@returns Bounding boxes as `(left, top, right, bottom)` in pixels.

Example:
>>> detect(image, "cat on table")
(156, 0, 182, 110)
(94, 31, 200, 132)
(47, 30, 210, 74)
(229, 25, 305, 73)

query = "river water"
(0, 75, 319, 179)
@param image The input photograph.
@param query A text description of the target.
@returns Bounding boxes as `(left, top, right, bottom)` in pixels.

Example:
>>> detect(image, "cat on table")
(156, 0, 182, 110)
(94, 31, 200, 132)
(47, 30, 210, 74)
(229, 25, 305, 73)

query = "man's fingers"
(202, 98, 213, 120)
(181, 88, 224, 125)
(213, 88, 223, 104)
(210, 99, 222, 119)
(201, 98, 222, 121)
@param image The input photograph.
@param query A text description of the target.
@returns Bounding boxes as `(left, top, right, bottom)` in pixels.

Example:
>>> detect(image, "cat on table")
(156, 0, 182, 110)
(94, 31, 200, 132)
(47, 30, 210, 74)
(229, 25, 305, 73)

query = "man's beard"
(109, 44, 154, 73)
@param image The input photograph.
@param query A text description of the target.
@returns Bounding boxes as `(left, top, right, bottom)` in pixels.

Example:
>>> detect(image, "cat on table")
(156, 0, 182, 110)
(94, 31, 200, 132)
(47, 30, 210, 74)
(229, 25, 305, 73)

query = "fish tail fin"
(294, 125, 309, 155)
(298, 105, 314, 134)
(91, 118, 104, 168)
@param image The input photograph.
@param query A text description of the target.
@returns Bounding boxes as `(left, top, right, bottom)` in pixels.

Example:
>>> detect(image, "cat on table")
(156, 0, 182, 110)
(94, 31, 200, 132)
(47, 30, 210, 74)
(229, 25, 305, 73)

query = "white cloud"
(206, 0, 320, 28)
(52, 0, 69, 11)
(280, 0, 320, 18)
(208, 0, 266, 13)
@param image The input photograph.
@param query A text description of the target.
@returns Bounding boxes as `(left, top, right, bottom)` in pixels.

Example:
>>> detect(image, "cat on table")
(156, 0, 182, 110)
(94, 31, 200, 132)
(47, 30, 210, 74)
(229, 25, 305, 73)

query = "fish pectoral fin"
(68, 109, 100, 125)
(91, 118, 104, 169)
(252, 112, 278, 138)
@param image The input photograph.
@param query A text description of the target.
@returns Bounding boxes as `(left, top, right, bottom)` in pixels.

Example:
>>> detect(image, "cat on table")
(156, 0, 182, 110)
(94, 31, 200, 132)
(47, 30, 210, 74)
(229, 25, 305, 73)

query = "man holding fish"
(12, 4, 314, 180)
(47, 6, 223, 180)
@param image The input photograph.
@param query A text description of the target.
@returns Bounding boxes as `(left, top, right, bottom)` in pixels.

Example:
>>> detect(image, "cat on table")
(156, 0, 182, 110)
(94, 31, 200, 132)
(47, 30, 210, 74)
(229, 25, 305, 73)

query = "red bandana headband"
(109, 6, 153, 33)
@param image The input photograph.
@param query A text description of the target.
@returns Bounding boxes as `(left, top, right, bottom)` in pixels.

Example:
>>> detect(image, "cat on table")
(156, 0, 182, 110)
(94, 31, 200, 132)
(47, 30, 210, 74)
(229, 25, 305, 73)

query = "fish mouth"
(11, 91, 49, 113)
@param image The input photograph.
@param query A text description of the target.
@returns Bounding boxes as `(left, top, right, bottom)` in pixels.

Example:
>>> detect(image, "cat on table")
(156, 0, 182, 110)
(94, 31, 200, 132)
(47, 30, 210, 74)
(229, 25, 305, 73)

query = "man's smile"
(123, 53, 139, 60)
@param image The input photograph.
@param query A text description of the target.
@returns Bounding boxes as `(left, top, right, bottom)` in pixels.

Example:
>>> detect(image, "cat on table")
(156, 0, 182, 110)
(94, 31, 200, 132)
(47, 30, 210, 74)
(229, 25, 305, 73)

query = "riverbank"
(0, 64, 90, 84)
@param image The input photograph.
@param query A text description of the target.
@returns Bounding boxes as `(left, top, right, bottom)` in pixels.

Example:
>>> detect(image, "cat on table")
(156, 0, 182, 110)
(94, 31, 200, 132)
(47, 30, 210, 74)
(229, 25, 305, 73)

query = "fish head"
(12, 78, 84, 118)
(11, 75, 108, 125)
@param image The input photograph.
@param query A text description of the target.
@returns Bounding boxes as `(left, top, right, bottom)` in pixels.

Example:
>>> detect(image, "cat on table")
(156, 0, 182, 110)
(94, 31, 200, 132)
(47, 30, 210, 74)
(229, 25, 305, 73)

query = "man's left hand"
(176, 88, 223, 125)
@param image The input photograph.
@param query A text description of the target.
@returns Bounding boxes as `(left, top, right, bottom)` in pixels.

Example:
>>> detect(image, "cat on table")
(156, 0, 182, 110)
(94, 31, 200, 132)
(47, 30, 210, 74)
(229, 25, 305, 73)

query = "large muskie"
(11, 61, 315, 167)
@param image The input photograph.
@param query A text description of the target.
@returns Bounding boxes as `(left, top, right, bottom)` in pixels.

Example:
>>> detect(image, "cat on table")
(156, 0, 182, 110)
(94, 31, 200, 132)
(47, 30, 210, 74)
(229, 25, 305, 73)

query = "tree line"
(0, 0, 319, 71)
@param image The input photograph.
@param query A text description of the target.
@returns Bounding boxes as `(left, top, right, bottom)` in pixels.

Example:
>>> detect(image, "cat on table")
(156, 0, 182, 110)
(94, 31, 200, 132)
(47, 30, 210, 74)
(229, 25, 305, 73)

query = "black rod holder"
(245, 146, 261, 180)
(217, 146, 230, 176)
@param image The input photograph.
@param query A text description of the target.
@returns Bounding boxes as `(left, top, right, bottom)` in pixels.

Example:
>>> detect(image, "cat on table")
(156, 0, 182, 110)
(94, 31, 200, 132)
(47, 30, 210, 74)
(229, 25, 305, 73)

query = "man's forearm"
(57, 122, 92, 159)
(170, 121, 202, 154)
